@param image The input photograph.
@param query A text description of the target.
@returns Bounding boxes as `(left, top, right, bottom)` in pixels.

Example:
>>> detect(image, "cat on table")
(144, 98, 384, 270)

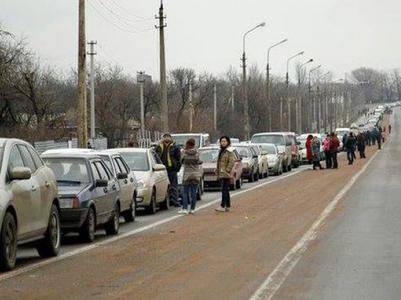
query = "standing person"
(215, 136, 235, 212)
(305, 135, 313, 164)
(323, 134, 332, 169)
(345, 132, 356, 165)
(377, 126, 382, 150)
(330, 132, 340, 169)
(178, 138, 202, 215)
(156, 133, 182, 207)
(357, 132, 366, 159)
(312, 136, 323, 170)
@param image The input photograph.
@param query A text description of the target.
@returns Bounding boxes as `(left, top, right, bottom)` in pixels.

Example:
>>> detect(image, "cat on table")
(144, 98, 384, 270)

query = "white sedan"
(113, 148, 170, 214)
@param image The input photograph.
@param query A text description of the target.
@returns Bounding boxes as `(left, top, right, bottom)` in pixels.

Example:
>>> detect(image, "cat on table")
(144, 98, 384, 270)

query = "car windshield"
(199, 149, 219, 162)
(260, 144, 277, 155)
(44, 158, 90, 185)
(235, 147, 252, 158)
(172, 135, 201, 148)
(252, 135, 285, 145)
(120, 152, 149, 171)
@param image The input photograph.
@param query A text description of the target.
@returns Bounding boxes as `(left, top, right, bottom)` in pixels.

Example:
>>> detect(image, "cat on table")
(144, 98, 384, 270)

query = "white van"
(251, 132, 293, 172)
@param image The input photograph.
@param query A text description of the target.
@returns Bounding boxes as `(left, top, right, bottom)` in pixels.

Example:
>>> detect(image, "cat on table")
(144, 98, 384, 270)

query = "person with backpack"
(215, 136, 235, 212)
(178, 138, 202, 215)
(156, 133, 182, 207)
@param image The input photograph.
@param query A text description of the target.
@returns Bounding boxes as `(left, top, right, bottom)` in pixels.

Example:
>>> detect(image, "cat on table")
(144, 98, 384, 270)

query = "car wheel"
(230, 179, 236, 191)
(160, 189, 170, 210)
(146, 189, 157, 214)
(105, 203, 120, 235)
(0, 212, 17, 271)
(196, 184, 202, 201)
(79, 207, 96, 243)
(254, 170, 259, 181)
(123, 196, 136, 223)
(288, 163, 292, 171)
(200, 178, 205, 194)
(37, 204, 61, 258)
(249, 173, 254, 182)
(235, 178, 241, 189)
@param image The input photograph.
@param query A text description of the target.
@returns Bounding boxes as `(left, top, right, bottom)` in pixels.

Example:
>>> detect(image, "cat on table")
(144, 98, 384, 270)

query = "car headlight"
(59, 197, 80, 209)
(137, 179, 146, 189)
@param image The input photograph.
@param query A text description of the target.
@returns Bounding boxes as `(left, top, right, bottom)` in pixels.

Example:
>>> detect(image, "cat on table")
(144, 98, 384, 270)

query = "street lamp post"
(317, 71, 330, 133)
(266, 38, 287, 131)
(308, 65, 321, 132)
(297, 58, 313, 133)
(285, 51, 304, 132)
(242, 22, 266, 140)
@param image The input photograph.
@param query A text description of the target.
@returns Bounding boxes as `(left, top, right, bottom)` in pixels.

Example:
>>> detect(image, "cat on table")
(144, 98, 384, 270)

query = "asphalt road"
(15, 163, 309, 271)
(274, 111, 398, 299)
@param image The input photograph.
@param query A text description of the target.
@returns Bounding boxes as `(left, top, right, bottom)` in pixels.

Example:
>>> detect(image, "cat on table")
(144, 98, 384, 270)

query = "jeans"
(182, 183, 198, 210)
(330, 150, 338, 168)
(347, 149, 354, 164)
(220, 178, 231, 208)
(167, 171, 179, 205)
(324, 150, 332, 169)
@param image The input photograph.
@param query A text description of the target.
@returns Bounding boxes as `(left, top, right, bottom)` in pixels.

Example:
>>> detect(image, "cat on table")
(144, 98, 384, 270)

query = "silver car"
(0, 138, 61, 271)
(259, 143, 283, 175)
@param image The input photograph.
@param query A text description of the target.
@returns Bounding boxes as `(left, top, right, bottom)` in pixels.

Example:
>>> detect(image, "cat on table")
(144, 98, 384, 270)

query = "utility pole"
(156, 0, 168, 133)
(87, 40, 97, 140)
(77, 0, 87, 148)
(189, 82, 193, 132)
(231, 86, 235, 113)
(266, 63, 271, 131)
(317, 86, 321, 132)
(242, 52, 250, 139)
(213, 84, 217, 131)
(279, 97, 283, 131)
(137, 71, 146, 137)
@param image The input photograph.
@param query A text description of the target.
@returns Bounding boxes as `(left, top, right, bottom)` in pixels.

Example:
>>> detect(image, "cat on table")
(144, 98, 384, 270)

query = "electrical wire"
(108, 0, 154, 22)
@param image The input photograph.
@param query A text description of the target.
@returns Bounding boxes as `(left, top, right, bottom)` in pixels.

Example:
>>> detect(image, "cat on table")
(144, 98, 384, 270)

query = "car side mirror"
(117, 173, 128, 180)
(10, 167, 31, 181)
(95, 179, 108, 188)
(153, 164, 166, 172)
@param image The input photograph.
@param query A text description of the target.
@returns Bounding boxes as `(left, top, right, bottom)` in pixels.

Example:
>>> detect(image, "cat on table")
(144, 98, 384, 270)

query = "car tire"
(160, 189, 170, 210)
(288, 163, 292, 171)
(37, 204, 61, 258)
(230, 180, 236, 191)
(196, 184, 202, 201)
(105, 203, 120, 235)
(235, 178, 241, 189)
(0, 212, 17, 271)
(123, 196, 136, 223)
(79, 207, 96, 243)
(146, 189, 157, 214)
(254, 170, 259, 181)
(249, 173, 254, 182)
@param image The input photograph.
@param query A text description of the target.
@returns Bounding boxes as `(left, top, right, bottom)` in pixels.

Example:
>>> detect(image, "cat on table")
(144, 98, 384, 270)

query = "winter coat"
(357, 134, 366, 151)
(330, 137, 340, 152)
(345, 136, 356, 151)
(323, 137, 331, 151)
(156, 142, 181, 173)
(182, 148, 202, 184)
(216, 147, 235, 179)
(312, 140, 321, 155)
(306, 137, 313, 161)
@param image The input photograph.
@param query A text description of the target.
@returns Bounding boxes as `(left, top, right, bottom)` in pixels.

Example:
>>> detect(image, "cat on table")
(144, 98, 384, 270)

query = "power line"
(88, 0, 152, 35)
(108, 0, 153, 22)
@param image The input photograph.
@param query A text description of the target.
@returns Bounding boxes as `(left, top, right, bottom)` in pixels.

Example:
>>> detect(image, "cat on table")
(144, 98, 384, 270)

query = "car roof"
(41, 152, 102, 160)
(0, 138, 31, 148)
(108, 148, 148, 153)
(199, 146, 219, 150)
(252, 132, 289, 136)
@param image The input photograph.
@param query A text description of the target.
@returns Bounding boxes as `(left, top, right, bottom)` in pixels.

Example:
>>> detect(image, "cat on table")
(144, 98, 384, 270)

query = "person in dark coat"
(357, 132, 366, 159)
(156, 133, 182, 207)
(377, 126, 383, 150)
(345, 132, 356, 165)
(305, 135, 313, 164)
(330, 132, 340, 169)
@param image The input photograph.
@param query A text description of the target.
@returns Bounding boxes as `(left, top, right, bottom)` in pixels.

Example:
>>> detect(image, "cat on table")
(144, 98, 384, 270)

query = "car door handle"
(31, 186, 37, 192)
(103, 187, 108, 193)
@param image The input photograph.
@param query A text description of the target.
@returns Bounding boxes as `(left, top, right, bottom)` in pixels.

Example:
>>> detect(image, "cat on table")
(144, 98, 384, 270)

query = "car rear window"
(199, 149, 219, 162)
(44, 158, 90, 185)
(120, 152, 149, 171)
(252, 135, 285, 145)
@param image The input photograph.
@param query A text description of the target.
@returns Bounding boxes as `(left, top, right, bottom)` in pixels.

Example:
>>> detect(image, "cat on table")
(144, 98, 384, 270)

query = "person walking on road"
(357, 132, 366, 159)
(377, 126, 383, 150)
(156, 133, 182, 207)
(306, 135, 313, 164)
(323, 134, 332, 169)
(345, 132, 356, 165)
(330, 132, 340, 169)
(215, 136, 235, 212)
(178, 138, 202, 215)
(312, 136, 323, 170)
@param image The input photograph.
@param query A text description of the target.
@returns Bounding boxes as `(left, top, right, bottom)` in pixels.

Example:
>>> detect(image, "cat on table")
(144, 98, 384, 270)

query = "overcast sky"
(1, 0, 400, 81)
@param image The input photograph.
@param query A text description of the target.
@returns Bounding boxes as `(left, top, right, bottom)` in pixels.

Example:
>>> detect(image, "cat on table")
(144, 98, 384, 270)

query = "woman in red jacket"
(306, 135, 313, 164)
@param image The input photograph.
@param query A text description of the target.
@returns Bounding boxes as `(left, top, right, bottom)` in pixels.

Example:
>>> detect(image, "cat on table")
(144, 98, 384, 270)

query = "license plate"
(204, 175, 217, 182)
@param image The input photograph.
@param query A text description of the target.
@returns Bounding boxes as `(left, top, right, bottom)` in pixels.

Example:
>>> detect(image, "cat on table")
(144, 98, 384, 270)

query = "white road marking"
(249, 150, 380, 300)
(0, 167, 306, 282)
